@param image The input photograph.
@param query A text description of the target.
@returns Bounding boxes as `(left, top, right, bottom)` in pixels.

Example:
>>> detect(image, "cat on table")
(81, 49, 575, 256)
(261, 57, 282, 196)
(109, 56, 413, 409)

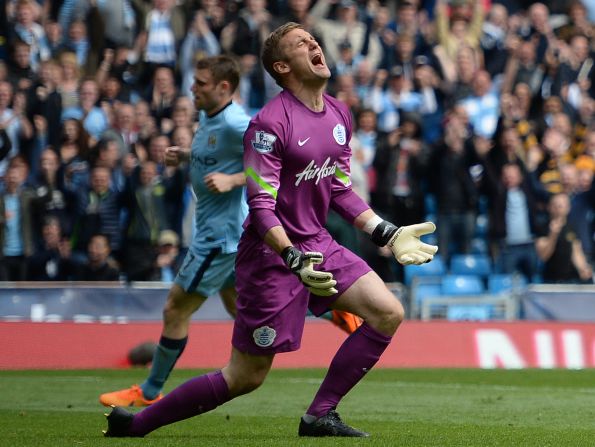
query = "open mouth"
(311, 53, 324, 67)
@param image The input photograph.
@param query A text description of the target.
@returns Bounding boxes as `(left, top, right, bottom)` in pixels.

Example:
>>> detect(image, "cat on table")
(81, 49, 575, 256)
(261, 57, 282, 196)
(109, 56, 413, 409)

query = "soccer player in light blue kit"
(100, 55, 250, 408)
(103, 23, 438, 438)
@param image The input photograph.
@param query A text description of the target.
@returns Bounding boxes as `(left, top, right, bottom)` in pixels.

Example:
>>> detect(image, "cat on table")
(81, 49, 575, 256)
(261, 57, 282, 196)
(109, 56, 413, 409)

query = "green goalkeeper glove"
(281, 247, 338, 296)
(371, 220, 438, 265)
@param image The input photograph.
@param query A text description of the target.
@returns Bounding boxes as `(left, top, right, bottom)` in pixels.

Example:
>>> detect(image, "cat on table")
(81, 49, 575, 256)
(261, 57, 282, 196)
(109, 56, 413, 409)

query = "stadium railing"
(1, 282, 594, 323)
(419, 293, 519, 321)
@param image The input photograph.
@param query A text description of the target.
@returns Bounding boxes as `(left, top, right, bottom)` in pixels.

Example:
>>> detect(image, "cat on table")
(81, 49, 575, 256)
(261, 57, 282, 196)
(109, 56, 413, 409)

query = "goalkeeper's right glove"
(281, 247, 338, 296)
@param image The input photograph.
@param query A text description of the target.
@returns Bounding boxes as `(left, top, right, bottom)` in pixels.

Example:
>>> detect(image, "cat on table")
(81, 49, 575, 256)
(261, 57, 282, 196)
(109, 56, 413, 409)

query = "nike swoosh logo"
(298, 137, 310, 147)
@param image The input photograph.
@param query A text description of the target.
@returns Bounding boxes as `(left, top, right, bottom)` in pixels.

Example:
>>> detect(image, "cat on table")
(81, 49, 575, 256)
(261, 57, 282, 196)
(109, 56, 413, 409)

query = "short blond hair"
(261, 22, 303, 87)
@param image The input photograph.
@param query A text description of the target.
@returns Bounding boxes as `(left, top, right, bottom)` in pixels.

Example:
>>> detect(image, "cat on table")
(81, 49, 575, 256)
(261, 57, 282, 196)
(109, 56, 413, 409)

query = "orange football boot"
(99, 385, 162, 407)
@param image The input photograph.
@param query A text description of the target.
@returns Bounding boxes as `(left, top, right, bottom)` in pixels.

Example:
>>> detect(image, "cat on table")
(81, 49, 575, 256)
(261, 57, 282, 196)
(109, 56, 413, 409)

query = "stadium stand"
(449, 254, 492, 278)
(403, 254, 447, 286)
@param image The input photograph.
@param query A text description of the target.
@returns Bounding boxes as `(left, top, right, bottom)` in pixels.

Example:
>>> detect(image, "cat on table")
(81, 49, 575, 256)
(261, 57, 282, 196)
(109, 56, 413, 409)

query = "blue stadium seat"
(424, 193, 437, 216)
(403, 254, 446, 285)
(441, 274, 484, 295)
(449, 254, 492, 277)
(487, 274, 527, 294)
(475, 214, 488, 237)
(470, 237, 488, 255)
(412, 283, 443, 308)
(447, 304, 492, 321)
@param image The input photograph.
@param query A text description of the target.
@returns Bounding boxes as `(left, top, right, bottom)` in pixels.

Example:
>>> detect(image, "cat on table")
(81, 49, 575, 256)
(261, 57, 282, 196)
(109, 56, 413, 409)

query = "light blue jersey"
(189, 102, 250, 254)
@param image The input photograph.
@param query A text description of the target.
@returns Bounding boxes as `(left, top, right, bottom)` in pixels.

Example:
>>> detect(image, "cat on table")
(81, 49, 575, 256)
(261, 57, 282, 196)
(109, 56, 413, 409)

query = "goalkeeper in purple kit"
(103, 22, 438, 439)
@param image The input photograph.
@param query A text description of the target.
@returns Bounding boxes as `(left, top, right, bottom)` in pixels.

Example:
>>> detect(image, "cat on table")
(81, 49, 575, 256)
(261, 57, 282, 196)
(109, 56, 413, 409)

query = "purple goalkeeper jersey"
(243, 90, 370, 240)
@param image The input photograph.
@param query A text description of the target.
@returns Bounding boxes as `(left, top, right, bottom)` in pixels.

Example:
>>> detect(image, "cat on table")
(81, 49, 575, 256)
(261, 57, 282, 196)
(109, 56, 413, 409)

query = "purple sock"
(306, 322, 392, 418)
(129, 370, 229, 436)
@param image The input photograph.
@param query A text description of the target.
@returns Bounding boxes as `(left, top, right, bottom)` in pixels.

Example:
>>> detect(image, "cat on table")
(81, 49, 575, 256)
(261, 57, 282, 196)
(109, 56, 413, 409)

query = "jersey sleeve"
(243, 117, 285, 238)
(329, 111, 370, 223)
(228, 107, 252, 157)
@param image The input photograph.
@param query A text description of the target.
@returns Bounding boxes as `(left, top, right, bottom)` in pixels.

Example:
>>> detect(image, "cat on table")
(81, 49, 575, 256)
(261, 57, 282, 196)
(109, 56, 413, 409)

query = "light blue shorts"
(174, 245, 236, 297)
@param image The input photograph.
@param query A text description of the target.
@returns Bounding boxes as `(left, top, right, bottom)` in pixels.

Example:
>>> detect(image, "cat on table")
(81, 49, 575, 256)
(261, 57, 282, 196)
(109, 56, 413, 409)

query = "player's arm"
(164, 146, 190, 166)
(204, 109, 251, 193)
(329, 124, 438, 265)
(355, 209, 438, 265)
(204, 171, 246, 193)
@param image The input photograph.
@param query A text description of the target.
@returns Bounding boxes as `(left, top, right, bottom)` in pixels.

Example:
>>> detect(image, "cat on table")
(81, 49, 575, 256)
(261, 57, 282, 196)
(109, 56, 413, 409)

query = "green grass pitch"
(1, 368, 594, 446)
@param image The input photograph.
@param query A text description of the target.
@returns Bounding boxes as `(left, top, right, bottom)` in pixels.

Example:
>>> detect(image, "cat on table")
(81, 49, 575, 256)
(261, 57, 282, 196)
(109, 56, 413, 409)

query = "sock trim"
(358, 322, 392, 344)
(159, 335, 188, 350)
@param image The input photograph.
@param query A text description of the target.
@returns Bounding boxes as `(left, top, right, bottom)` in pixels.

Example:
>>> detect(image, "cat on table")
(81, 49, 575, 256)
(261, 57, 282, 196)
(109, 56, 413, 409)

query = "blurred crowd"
(0, 0, 593, 285)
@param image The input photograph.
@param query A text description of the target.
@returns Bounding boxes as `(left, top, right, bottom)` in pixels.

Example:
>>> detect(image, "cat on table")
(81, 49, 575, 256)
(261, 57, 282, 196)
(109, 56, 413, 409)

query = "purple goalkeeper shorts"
(232, 227, 372, 355)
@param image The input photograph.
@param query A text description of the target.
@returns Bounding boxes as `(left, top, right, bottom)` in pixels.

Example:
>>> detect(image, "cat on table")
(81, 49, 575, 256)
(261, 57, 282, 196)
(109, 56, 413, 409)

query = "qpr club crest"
(253, 326, 277, 348)
(251, 131, 277, 153)
(333, 124, 347, 145)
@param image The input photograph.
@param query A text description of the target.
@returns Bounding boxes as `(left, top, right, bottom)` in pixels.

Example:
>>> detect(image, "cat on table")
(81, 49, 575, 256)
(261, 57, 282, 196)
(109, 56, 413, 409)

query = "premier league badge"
(251, 131, 277, 153)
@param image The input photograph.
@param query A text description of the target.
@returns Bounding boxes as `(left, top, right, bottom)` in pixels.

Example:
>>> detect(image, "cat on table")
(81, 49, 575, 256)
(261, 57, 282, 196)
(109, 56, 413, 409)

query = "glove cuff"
(371, 220, 399, 247)
(281, 246, 302, 273)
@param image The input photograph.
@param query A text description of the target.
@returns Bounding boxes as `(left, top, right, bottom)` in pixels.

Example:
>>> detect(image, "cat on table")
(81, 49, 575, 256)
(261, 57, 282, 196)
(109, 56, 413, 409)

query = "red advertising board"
(2, 320, 595, 369)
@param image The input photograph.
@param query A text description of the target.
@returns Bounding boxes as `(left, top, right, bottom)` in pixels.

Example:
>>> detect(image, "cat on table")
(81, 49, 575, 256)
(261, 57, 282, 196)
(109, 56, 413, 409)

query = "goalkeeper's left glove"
(281, 247, 338, 296)
(370, 220, 438, 265)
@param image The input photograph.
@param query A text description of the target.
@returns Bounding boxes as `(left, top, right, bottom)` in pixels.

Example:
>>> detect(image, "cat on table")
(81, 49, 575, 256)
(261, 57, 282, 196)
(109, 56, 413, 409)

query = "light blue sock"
(319, 310, 333, 322)
(307, 309, 333, 322)
(140, 335, 187, 400)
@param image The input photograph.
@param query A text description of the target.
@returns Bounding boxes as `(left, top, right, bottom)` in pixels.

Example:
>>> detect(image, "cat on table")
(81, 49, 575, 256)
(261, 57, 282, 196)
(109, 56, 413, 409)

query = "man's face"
(571, 36, 589, 62)
(41, 151, 59, 173)
(45, 21, 62, 42)
(80, 81, 98, 103)
(0, 82, 12, 107)
(117, 105, 134, 129)
(149, 137, 168, 162)
(104, 78, 121, 98)
(63, 120, 79, 141)
(502, 164, 521, 189)
(69, 22, 86, 42)
(397, 5, 416, 25)
(473, 71, 491, 97)
(42, 222, 61, 246)
(549, 194, 570, 218)
(88, 236, 110, 263)
(91, 168, 111, 193)
(288, 0, 310, 13)
(278, 28, 331, 84)
(4, 167, 21, 191)
(16, 4, 33, 25)
(14, 45, 30, 68)
(501, 128, 520, 150)
(191, 68, 221, 113)
(135, 102, 150, 123)
(154, 68, 173, 92)
(140, 162, 157, 185)
(101, 142, 119, 166)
